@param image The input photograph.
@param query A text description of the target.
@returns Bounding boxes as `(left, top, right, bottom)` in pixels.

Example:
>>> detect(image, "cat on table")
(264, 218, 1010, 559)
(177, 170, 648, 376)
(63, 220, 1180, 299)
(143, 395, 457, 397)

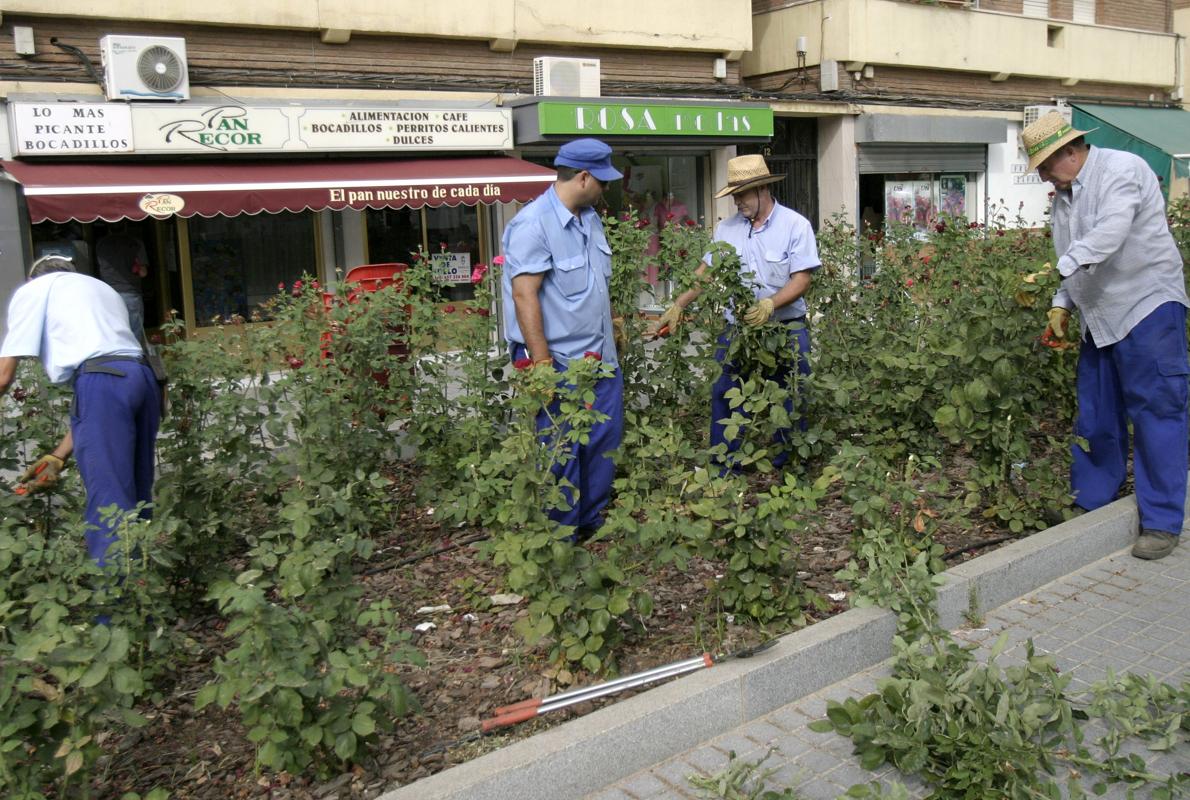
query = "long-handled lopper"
(480, 639, 776, 733)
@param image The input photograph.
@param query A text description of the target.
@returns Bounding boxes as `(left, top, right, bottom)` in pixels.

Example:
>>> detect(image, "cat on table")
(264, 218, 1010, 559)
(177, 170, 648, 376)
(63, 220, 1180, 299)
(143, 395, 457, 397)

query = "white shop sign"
(298, 108, 512, 151)
(9, 101, 513, 156)
(10, 103, 133, 154)
(430, 253, 472, 284)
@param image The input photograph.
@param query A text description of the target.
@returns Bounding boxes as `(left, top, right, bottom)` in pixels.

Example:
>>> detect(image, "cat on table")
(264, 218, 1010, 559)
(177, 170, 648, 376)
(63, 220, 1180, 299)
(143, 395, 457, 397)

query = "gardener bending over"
(1026, 111, 1189, 560)
(0, 254, 161, 567)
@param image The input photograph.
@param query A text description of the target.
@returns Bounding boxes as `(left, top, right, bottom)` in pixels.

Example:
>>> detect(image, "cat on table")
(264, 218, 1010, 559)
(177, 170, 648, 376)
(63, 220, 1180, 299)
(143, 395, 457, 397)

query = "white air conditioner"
(533, 57, 601, 98)
(1023, 104, 1071, 127)
(100, 35, 190, 101)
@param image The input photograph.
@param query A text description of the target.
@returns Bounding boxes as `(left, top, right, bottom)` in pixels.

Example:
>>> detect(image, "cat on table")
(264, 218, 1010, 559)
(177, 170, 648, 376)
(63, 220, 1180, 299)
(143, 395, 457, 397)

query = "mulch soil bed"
(96, 466, 1046, 799)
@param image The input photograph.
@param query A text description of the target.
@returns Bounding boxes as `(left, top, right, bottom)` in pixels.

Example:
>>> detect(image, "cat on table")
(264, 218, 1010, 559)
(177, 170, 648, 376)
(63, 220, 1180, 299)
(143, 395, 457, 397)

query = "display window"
(366, 205, 484, 301)
(186, 212, 318, 325)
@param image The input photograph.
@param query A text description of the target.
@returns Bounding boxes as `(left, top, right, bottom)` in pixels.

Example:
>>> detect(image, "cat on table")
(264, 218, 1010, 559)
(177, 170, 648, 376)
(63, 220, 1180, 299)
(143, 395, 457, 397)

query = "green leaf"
(351, 714, 376, 737)
(334, 731, 358, 760)
(78, 661, 109, 689)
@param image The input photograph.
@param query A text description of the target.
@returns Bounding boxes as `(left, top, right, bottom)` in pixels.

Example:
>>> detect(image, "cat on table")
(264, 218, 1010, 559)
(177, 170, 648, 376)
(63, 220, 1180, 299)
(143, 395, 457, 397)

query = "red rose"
(934, 222, 946, 233)
(920, 254, 932, 265)
(476, 308, 491, 317)
(905, 278, 914, 288)
(311, 280, 320, 290)
(492, 255, 505, 266)
(443, 304, 456, 313)
(277, 282, 286, 291)
(287, 356, 304, 369)
(666, 212, 675, 221)
(684, 218, 697, 227)
(471, 263, 489, 284)
(583, 351, 602, 360)
(513, 358, 534, 371)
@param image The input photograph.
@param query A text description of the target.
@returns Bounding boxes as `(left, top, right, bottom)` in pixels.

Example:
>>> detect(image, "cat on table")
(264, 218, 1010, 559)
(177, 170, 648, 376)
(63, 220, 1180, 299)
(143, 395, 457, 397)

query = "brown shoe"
(1132, 530, 1179, 560)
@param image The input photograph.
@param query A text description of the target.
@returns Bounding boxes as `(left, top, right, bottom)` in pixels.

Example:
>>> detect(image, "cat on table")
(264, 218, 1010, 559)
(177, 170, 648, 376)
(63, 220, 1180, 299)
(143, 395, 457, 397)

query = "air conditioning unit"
(100, 35, 190, 101)
(1023, 104, 1071, 127)
(533, 57, 601, 98)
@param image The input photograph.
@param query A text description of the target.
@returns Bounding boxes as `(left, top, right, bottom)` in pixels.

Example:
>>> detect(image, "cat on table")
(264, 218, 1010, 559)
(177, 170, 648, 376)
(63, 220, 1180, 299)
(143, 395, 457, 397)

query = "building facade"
(744, 0, 1185, 236)
(0, 1, 760, 331)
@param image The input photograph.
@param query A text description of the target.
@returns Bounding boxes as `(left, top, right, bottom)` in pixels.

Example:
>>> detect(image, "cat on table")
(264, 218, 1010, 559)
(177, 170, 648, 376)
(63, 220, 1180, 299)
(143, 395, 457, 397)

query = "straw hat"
(714, 154, 785, 199)
(1022, 111, 1096, 171)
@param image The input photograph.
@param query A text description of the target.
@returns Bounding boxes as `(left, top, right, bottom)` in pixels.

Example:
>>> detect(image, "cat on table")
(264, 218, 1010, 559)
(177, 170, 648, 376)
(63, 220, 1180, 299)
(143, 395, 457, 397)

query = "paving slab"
(601, 534, 1188, 800)
(377, 489, 1187, 800)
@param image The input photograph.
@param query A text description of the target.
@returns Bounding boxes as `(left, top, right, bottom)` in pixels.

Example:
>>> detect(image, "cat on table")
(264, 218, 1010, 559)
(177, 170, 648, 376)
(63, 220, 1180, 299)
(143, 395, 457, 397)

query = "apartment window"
(1023, 0, 1047, 18)
(1072, 0, 1095, 24)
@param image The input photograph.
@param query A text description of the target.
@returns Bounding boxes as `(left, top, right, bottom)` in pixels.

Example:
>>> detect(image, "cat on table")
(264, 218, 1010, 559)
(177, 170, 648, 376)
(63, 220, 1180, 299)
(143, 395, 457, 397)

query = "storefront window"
(365, 206, 483, 300)
(860, 173, 977, 241)
(188, 212, 316, 325)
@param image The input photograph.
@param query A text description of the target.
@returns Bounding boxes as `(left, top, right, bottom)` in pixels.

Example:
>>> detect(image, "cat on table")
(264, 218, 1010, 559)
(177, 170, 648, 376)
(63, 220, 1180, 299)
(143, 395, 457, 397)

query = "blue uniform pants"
(71, 362, 160, 566)
(711, 321, 811, 470)
(1072, 301, 1188, 535)
(511, 345, 624, 531)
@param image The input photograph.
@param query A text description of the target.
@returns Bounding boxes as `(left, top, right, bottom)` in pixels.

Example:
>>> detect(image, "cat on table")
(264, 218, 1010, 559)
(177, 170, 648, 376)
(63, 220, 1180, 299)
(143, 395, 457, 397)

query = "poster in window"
(912, 180, 934, 232)
(940, 175, 966, 219)
(884, 181, 914, 229)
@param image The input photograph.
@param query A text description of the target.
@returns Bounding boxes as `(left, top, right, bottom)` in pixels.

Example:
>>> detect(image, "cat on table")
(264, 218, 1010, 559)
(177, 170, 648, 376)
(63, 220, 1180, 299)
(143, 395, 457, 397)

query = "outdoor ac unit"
(100, 35, 190, 101)
(533, 57, 601, 97)
(1023, 104, 1071, 127)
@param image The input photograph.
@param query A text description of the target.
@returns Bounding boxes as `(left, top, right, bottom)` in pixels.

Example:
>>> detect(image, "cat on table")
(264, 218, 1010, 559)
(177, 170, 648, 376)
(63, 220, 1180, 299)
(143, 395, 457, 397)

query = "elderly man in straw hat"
(652, 154, 820, 470)
(1024, 110, 1189, 560)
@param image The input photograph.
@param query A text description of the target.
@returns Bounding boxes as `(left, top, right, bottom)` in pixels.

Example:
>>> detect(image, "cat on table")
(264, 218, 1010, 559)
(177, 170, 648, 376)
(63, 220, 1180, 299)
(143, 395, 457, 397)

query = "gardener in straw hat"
(652, 154, 820, 470)
(1023, 110, 1189, 560)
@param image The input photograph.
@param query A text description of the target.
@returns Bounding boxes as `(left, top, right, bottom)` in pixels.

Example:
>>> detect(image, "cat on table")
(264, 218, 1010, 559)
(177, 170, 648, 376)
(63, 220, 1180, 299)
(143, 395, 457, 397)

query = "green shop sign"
(537, 101, 773, 138)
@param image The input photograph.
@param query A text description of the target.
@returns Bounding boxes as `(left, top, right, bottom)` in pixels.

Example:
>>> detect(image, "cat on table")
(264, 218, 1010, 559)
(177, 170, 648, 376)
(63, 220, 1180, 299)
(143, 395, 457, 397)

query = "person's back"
(6, 271, 142, 383)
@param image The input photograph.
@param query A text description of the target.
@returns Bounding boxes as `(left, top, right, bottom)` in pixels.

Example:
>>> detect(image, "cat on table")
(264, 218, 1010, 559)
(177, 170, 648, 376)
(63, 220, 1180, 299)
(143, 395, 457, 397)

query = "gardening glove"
(742, 297, 775, 328)
(1022, 261, 1052, 285)
(18, 454, 64, 494)
(1045, 307, 1070, 341)
(612, 316, 627, 354)
(651, 304, 683, 338)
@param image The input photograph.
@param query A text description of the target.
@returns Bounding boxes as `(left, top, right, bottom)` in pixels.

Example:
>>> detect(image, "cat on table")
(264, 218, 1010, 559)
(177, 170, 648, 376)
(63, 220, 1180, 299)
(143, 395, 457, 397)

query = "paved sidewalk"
(592, 542, 1190, 800)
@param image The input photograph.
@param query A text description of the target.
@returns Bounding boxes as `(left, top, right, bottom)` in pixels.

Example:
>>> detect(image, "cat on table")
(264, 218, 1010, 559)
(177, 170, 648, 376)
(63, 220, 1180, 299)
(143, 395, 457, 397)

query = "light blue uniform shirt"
(1, 272, 142, 384)
(1050, 146, 1189, 347)
(709, 201, 820, 322)
(501, 185, 618, 366)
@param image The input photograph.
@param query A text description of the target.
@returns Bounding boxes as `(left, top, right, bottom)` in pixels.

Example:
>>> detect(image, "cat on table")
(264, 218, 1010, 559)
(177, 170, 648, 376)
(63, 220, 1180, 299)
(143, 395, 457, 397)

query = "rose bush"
(2, 202, 1144, 794)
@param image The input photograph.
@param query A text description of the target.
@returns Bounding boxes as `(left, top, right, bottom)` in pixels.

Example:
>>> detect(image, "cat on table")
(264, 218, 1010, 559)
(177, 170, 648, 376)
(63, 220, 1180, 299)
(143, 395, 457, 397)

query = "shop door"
(739, 117, 819, 230)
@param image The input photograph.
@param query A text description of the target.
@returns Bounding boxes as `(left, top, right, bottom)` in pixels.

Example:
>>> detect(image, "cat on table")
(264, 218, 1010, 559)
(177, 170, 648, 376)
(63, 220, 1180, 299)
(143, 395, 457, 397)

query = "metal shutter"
(857, 144, 987, 174)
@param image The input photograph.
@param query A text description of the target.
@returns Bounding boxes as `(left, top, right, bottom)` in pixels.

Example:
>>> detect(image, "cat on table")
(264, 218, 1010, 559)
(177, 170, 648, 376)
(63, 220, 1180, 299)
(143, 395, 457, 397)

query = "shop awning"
(0, 157, 557, 223)
(1071, 104, 1190, 199)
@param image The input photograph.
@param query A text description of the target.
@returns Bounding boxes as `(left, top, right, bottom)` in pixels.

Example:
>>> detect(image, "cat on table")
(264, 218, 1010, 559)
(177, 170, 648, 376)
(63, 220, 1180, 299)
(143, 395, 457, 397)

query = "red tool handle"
(481, 705, 538, 733)
(491, 697, 542, 716)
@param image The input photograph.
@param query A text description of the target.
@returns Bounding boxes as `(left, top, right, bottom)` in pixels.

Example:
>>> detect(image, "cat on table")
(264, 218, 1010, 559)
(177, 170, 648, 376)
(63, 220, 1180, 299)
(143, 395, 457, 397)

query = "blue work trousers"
(71, 362, 160, 566)
(511, 345, 624, 531)
(710, 321, 811, 471)
(1072, 301, 1188, 535)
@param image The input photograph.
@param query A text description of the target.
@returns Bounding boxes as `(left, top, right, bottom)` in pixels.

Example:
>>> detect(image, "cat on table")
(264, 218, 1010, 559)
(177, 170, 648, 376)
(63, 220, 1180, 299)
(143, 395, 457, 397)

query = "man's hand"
(742, 297, 775, 327)
(18, 454, 65, 494)
(1045, 307, 1070, 340)
(650, 304, 683, 338)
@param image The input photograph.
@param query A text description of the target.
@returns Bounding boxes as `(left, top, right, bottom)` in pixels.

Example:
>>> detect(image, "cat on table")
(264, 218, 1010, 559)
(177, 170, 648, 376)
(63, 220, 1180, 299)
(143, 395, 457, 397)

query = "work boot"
(1131, 530, 1179, 560)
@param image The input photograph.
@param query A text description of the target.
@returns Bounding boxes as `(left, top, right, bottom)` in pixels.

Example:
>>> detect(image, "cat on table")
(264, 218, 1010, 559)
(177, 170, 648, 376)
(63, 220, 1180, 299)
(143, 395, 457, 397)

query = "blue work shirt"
(709, 201, 820, 323)
(501, 185, 618, 366)
(1050, 146, 1189, 347)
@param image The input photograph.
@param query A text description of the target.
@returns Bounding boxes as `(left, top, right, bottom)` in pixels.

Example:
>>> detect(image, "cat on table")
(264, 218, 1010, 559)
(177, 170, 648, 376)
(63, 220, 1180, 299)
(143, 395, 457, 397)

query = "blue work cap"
(554, 138, 623, 182)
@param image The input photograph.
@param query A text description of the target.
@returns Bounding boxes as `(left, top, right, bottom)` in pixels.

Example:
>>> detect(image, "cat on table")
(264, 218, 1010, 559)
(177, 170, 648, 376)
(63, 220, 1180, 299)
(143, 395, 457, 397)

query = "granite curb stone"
(377, 493, 1147, 800)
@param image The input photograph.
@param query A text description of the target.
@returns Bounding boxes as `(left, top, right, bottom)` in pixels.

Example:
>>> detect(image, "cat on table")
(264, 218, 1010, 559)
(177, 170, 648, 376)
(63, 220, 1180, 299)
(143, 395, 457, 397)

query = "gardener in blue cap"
(500, 138, 624, 541)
